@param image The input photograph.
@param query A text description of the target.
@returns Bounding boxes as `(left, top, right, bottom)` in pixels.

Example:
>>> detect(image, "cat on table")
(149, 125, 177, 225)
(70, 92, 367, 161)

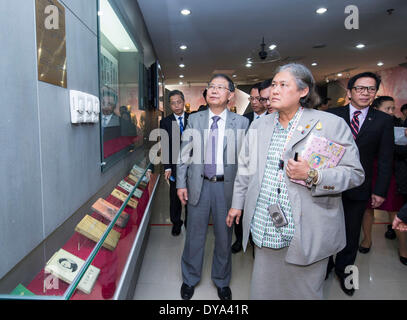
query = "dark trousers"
(233, 212, 243, 244)
(334, 196, 369, 277)
(170, 180, 187, 228)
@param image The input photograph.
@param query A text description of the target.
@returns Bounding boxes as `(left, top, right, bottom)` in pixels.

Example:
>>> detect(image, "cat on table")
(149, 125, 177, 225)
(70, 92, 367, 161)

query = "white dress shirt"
(174, 112, 185, 128)
(349, 104, 369, 129)
(207, 109, 227, 176)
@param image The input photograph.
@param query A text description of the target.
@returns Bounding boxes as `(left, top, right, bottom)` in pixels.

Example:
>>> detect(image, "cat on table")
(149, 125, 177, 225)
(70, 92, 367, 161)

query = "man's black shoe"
(231, 240, 242, 254)
(337, 274, 355, 296)
(172, 225, 181, 236)
(180, 283, 194, 300)
(217, 286, 232, 300)
(385, 224, 396, 240)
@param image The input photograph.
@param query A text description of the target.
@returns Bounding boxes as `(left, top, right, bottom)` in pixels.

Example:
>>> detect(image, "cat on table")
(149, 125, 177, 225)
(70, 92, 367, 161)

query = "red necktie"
(350, 111, 362, 140)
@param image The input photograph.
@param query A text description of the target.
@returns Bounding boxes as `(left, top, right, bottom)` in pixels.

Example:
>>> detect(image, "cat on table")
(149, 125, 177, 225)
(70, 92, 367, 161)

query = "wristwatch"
(305, 168, 318, 186)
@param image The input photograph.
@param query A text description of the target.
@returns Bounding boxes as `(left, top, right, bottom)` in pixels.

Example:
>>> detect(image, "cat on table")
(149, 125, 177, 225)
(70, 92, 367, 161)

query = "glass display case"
(0, 160, 160, 300)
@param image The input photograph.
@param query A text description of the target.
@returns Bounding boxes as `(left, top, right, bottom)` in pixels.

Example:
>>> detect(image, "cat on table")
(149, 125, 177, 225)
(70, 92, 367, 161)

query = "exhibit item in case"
(127, 174, 147, 189)
(45, 248, 100, 294)
(75, 215, 121, 251)
(111, 189, 139, 209)
(11, 284, 35, 296)
(118, 180, 143, 198)
(91, 198, 129, 228)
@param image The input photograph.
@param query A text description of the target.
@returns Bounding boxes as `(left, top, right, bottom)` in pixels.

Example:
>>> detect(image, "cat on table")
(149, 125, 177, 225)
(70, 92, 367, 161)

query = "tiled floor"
(134, 178, 407, 300)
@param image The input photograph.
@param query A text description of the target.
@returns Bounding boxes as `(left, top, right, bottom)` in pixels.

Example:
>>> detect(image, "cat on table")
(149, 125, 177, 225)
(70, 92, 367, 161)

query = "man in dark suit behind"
(160, 90, 189, 236)
(230, 82, 268, 254)
(327, 72, 394, 296)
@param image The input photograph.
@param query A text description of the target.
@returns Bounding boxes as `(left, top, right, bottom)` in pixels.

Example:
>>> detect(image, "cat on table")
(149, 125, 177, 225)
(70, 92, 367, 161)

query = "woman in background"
(359, 96, 407, 265)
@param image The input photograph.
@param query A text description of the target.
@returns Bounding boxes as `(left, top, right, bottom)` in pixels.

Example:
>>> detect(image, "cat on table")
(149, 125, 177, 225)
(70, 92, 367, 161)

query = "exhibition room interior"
(0, 0, 406, 300)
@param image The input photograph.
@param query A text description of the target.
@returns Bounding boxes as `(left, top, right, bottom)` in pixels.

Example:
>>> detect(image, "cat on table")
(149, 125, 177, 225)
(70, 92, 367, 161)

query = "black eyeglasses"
(352, 86, 377, 94)
(259, 97, 270, 103)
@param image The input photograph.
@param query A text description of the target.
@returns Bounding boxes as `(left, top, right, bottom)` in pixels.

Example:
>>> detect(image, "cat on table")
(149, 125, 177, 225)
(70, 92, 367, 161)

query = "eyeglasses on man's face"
(170, 100, 184, 106)
(207, 84, 230, 92)
(259, 97, 270, 103)
(248, 96, 260, 102)
(352, 86, 377, 94)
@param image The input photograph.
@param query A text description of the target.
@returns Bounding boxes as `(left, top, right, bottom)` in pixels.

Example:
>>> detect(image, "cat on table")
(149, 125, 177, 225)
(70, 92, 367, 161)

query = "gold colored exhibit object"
(35, 0, 67, 88)
(75, 215, 121, 251)
(111, 189, 139, 209)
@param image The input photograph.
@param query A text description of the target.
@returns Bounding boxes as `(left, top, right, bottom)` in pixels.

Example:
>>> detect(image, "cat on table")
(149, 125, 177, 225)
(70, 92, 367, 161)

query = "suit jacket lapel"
(224, 110, 236, 151)
(258, 113, 276, 184)
(356, 107, 374, 140)
(285, 108, 319, 154)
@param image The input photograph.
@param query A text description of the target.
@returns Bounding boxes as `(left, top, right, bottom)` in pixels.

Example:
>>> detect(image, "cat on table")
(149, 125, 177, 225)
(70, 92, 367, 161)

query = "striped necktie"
(178, 116, 184, 134)
(350, 111, 362, 140)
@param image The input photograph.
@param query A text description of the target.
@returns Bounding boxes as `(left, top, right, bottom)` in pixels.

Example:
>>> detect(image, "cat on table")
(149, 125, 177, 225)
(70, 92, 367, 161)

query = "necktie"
(350, 111, 362, 140)
(178, 116, 184, 134)
(256, 115, 260, 120)
(204, 116, 221, 179)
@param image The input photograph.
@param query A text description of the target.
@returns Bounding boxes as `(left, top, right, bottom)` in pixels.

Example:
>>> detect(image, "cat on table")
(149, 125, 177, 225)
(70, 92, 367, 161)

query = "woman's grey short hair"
(275, 63, 321, 108)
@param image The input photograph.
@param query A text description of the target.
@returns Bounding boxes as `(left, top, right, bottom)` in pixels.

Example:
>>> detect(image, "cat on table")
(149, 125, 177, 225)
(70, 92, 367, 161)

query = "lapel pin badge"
(316, 122, 322, 130)
(297, 125, 303, 132)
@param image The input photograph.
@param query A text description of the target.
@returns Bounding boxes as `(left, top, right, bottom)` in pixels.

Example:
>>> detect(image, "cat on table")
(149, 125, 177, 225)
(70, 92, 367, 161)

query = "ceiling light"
(123, 46, 130, 50)
(232, 75, 237, 78)
(180, 45, 187, 50)
(269, 44, 277, 50)
(181, 9, 191, 16)
(356, 43, 365, 49)
(179, 82, 183, 85)
(179, 64, 185, 68)
(311, 62, 318, 66)
(316, 8, 327, 14)
(179, 75, 184, 78)
(246, 63, 252, 68)
(337, 73, 343, 77)
(377, 62, 384, 66)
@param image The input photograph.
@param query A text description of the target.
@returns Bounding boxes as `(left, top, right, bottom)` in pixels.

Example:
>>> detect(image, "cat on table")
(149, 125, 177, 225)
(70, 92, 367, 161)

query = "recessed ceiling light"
(179, 64, 185, 68)
(232, 75, 237, 78)
(269, 44, 277, 50)
(311, 62, 318, 66)
(180, 9, 191, 16)
(179, 75, 184, 78)
(356, 43, 365, 49)
(179, 81, 183, 85)
(377, 61, 384, 66)
(180, 45, 187, 50)
(246, 63, 252, 68)
(123, 47, 130, 50)
(316, 8, 327, 14)
(337, 73, 343, 77)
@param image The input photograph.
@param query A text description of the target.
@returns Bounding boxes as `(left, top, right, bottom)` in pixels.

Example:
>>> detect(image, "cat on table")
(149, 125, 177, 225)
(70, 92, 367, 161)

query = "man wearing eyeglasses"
(228, 82, 268, 255)
(160, 90, 189, 236)
(258, 79, 274, 114)
(326, 72, 394, 296)
(243, 82, 267, 125)
(177, 74, 249, 300)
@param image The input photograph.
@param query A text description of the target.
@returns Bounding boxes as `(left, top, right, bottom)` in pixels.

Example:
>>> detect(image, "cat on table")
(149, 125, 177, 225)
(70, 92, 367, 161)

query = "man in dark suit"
(160, 90, 189, 236)
(243, 82, 268, 124)
(230, 82, 268, 254)
(258, 79, 273, 114)
(327, 72, 394, 296)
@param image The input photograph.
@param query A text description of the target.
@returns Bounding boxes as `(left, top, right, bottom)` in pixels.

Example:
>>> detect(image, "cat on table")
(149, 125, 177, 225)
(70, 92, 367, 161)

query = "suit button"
(201, 174, 204, 178)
